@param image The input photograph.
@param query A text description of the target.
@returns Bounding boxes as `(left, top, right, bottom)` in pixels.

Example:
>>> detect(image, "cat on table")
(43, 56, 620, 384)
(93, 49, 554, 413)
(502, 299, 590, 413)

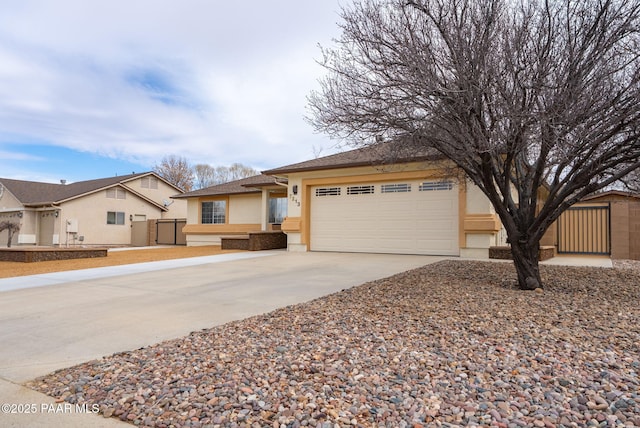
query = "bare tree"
(0, 220, 20, 248)
(153, 155, 194, 191)
(620, 168, 640, 193)
(215, 163, 259, 184)
(308, 0, 640, 289)
(193, 164, 217, 189)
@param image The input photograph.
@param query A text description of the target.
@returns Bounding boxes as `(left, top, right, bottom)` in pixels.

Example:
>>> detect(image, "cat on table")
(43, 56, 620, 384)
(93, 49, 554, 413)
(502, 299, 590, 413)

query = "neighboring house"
(0, 172, 186, 247)
(178, 144, 503, 257)
(172, 175, 287, 246)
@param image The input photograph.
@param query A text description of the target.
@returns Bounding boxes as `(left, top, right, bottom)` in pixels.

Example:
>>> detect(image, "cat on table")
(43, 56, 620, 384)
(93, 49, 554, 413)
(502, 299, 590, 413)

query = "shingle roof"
(172, 175, 280, 199)
(0, 172, 168, 206)
(263, 142, 443, 175)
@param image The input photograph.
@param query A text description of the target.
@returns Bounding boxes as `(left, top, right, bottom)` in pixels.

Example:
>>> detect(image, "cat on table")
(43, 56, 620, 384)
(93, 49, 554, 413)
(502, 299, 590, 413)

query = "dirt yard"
(0, 246, 238, 279)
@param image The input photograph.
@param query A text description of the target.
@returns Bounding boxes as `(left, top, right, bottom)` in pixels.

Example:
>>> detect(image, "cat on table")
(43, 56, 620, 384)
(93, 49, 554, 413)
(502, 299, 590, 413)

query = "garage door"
(310, 180, 459, 255)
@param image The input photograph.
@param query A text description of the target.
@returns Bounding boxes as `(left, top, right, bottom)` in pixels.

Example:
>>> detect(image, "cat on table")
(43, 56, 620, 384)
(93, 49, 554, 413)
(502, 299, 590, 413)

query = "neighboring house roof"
(0, 172, 181, 209)
(582, 190, 640, 201)
(263, 142, 444, 175)
(173, 175, 280, 199)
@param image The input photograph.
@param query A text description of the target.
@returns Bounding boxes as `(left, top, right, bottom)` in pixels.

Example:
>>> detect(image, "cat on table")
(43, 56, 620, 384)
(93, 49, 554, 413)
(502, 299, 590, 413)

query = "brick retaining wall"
(221, 232, 287, 251)
(0, 247, 108, 263)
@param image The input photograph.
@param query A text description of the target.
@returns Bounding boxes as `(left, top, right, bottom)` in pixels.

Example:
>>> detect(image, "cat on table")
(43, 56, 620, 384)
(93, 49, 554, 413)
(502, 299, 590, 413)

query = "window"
(107, 211, 125, 225)
(106, 188, 126, 199)
(202, 201, 226, 224)
(347, 185, 374, 195)
(269, 197, 288, 224)
(141, 176, 159, 189)
(419, 181, 454, 191)
(381, 183, 411, 193)
(315, 187, 341, 196)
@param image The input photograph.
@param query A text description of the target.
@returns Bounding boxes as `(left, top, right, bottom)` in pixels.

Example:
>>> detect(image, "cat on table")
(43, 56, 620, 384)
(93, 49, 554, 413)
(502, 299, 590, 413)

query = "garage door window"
(347, 185, 374, 195)
(315, 187, 341, 196)
(419, 181, 454, 191)
(202, 201, 226, 224)
(381, 183, 411, 193)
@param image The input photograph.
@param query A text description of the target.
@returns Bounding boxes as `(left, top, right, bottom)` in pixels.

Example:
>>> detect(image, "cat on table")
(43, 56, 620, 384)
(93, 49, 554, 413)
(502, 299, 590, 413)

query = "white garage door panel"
(311, 180, 459, 255)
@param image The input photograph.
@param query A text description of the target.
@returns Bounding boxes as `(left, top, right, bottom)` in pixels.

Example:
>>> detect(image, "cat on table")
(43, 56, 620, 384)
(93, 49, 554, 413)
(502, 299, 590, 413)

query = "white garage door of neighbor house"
(310, 180, 459, 256)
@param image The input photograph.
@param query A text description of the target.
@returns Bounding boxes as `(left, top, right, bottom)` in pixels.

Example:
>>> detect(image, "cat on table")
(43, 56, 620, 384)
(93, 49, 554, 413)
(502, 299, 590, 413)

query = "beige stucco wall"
(183, 193, 265, 246)
(229, 194, 262, 224)
(59, 189, 164, 246)
(460, 180, 498, 258)
(0, 187, 22, 211)
(122, 176, 187, 218)
(19, 211, 37, 244)
(0, 188, 28, 246)
(0, 211, 25, 247)
(186, 199, 200, 224)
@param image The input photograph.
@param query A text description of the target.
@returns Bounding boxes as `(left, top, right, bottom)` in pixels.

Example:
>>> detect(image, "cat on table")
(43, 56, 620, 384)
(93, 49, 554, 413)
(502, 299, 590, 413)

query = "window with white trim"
(347, 185, 374, 195)
(419, 181, 454, 191)
(315, 187, 341, 196)
(381, 183, 411, 193)
(106, 188, 126, 199)
(107, 211, 125, 225)
(202, 201, 226, 224)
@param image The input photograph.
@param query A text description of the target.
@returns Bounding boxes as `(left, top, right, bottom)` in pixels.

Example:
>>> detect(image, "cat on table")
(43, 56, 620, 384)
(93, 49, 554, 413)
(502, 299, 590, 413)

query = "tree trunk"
(510, 241, 543, 290)
(7, 230, 13, 248)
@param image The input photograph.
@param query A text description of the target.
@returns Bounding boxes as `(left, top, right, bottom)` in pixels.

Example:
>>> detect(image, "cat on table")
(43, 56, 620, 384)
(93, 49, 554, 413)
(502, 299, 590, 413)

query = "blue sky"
(0, 1, 349, 183)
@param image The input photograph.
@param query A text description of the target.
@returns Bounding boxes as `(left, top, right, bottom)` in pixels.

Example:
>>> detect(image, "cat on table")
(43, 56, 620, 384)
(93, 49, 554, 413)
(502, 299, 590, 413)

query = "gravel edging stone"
(27, 260, 640, 427)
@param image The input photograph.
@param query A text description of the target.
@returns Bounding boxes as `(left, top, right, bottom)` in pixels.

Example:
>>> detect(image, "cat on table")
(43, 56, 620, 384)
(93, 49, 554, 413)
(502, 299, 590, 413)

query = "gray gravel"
(27, 260, 640, 427)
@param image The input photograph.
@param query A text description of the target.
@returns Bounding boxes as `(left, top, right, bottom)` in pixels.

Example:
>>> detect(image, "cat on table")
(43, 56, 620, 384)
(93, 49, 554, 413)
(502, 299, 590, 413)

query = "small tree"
(0, 220, 20, 248)
(308, 0, 640, 289)
(153, 155, 194, 191)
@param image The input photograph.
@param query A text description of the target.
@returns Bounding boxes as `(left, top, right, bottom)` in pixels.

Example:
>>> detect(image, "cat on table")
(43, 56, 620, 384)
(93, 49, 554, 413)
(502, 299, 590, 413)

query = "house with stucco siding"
(263, 144, 502, 258)
(0, 172, 186, 247)
(172, 175, 287, 246)
(177, 144, 504, 258)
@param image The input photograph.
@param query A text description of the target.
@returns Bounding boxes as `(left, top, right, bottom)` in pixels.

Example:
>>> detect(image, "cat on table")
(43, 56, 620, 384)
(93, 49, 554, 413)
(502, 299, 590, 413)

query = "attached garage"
(310, 179, 459, 255)
(265, 143, 498, 258)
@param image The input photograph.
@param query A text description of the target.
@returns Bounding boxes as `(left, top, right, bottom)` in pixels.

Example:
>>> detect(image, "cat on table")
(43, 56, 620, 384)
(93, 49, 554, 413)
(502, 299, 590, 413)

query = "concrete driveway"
(0, 250, 442, 427)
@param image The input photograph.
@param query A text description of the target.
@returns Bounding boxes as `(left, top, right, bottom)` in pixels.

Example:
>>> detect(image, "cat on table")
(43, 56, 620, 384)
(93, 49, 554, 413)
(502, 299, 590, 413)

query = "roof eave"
(263, 154, 443, 176)
(172, 189, 262, 199)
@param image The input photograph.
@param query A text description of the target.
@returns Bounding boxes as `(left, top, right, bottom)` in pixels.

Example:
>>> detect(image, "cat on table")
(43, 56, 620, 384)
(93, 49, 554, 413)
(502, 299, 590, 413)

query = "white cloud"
(0, 0, 347, 177)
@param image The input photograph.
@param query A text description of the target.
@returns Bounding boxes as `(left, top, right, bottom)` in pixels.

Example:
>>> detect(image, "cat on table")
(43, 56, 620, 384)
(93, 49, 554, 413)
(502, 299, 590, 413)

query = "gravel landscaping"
(28, 260, 639, 427)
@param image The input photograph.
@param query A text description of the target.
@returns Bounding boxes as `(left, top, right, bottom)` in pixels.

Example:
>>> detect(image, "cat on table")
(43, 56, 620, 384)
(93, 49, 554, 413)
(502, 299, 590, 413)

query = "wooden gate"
(557, 205, 610, 255)
(156, 219, 187, 245)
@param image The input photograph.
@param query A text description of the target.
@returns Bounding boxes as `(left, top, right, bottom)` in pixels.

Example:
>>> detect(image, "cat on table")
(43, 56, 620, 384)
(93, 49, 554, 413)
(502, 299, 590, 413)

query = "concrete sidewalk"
(0, 250, 279, 293)
(0, 251, 442, 427)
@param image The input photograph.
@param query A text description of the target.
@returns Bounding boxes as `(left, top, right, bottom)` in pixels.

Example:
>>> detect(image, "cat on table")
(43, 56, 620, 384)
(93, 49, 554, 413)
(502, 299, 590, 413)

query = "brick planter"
(221, 231, 287, 251)
(0, 247, 108, 263)
(489, 246, 555, 261)
(220, 236, 250, 251)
